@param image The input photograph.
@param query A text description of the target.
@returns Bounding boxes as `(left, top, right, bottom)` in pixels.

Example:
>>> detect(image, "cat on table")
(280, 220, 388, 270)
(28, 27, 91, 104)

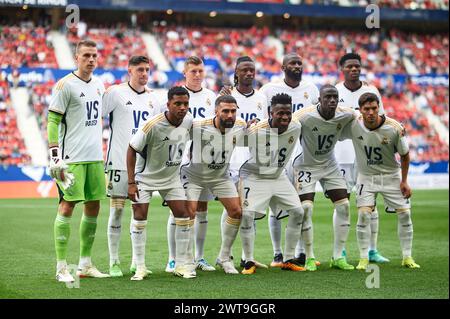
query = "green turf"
(0, 190, 448, 299)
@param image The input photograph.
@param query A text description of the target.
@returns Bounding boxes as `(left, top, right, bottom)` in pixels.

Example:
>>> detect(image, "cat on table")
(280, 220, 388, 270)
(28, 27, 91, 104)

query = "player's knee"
(198, 201, 208, 211)
(132, 205, 148, 220)
(334, 198, 350, 218)
(357, 207, 372, 224)
(288, 206, 304, 220)
(240, 210, 255, 230)
(226, 205, 241, 219)
(301, 200, 314, 219)
(396, 209, 412, 222)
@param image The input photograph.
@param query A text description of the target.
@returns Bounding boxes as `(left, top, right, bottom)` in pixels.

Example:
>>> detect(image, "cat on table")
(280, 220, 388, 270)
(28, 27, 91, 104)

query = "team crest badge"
(97, 88, 101, 96)
(148, 100, 153, 108)
(206, 98, 211, 106)
(337, 123, 342, 130)
(381, 136, 390, 145)
(107, 182, 113, 191)
(243, 200, 249, 207)
(288, 136, 294, 144)
(304, 92, 309, 99)
(233, 136, 237, 145)
(257, 102, 262, 110)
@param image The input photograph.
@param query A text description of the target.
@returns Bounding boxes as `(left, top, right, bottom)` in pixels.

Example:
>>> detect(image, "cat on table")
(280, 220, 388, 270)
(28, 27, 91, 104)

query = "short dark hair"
(358, 92, 379, 107)
(76, 40, 97, 54)
(128, 55, 150, 67)
(215, 95, 237, 108)
(184, 56, 203, 69)
(168, 86, 189, 101)
(339, 52, 361, 67)
(320, 84, 338, 95)
(271, 93, 292, 107)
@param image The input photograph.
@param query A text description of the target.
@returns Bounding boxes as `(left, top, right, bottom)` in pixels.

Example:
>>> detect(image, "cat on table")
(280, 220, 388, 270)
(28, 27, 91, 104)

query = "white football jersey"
(335, 81, 385, 164)
(49, 72, 105, 163)
(103, 82, 163, 171)
(293, 105, 356, 168)
(130, 112, 193, 190)
(184, 86, 216, 119)
(241, 119, 301, 179)
(259, 79, 319, 112)
(341, 115, 409, 175)
(186, 117, 247, 184)
(229, 88, 269, 174)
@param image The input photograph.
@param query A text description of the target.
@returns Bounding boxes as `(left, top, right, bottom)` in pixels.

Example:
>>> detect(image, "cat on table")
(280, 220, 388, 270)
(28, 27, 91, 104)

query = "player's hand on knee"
(128, 182, 139, 202)
(49, 147, 74, 190)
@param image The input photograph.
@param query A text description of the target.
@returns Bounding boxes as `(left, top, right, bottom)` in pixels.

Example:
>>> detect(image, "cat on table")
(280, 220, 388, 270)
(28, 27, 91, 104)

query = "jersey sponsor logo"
(240, 113, 257, 122)
(132, 110, 150, 134)
(167, 143, 185, 167)
(316, 134, 335, 155)
(85, 100, 99, 126)
(292, 103, 304, 112)
(189, 107, 206, 118)
(364, 146, 383, 165)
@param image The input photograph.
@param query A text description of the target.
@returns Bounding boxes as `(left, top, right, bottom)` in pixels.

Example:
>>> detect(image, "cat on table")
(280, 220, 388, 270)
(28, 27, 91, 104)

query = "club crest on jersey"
(337, 123, 342, 130)
(206, 98, 211, 106)
(304, 92, 309, 99)
(148, 100, 153, 108)
(288, 136, 294, 144)
(97, 88, 101, 96)
(233, 136, 237, 145)
(257, 102, 262, 110)
(381, 136, 390, 145)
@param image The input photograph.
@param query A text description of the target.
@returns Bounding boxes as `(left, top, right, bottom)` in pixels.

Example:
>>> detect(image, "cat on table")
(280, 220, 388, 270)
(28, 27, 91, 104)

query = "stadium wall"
(0, 163, 447, 199)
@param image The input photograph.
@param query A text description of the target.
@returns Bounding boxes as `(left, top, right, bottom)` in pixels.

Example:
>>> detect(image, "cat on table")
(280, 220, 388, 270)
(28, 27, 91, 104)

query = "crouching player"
(341, 93, 420, 270)
(240, 93, 305, 274)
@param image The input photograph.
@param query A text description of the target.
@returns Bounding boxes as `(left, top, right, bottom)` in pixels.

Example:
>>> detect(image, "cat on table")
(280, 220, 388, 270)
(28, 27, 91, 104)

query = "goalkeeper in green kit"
(47, 40, 109, 282)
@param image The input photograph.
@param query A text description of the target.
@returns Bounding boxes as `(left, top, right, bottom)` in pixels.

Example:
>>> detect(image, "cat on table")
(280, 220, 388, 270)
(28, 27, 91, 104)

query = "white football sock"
(195, 211, 208, 261)
(131, 219, 147, 267)
(301, 201, 315, 259)
(268, 203, 283, 255)
(167, 211, 176, 262)
(218, 215, 240, 261)
(240, 210, 255, 263)
(108, 198, 125, 266)
(397, 210, 413, 258)
(369, 208, 379, 251)
(356, 209, 371, 259)
(174, 217, 192, 266)
(333, 199, 351, 260)
(284, 207, 304, 262)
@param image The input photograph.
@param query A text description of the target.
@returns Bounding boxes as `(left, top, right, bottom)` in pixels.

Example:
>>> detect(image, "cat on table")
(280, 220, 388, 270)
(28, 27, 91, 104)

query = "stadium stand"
(0, 79, 31, 165)
(0, 23, 58, 69)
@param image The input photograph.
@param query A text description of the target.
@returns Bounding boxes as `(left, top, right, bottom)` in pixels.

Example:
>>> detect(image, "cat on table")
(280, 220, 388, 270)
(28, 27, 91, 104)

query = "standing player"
(335, 53, 388, 263)
(340, 93, 419, 270)
(220, 56, 269, 269)
(127, 86, 194, 280)
(103, 55, 163, 277)
(166, 56, 217, 273)
(259, 53, 319, 267)
(185, 95, 247, 274)
(240, 93, 305, 275)
(292, 84, 356, 271)
(48, 40, 109, 282)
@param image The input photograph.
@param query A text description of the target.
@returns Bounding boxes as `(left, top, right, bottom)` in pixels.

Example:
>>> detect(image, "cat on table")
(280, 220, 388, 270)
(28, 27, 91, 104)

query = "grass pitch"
(0, 190, 448, 299)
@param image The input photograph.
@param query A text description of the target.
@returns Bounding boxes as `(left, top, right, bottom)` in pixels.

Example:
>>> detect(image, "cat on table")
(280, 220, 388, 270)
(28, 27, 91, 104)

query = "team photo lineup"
(0, 1, 448, 302)
(50, 42, 418, 282)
